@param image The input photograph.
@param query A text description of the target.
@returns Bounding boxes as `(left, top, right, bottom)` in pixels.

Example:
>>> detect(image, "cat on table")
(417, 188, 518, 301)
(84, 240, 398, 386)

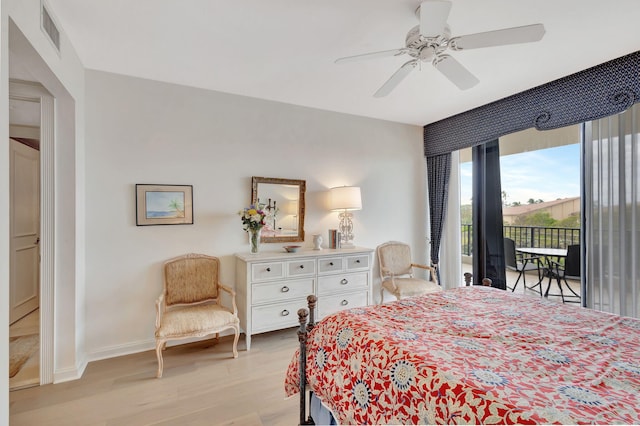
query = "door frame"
(9, 80, 54, 385)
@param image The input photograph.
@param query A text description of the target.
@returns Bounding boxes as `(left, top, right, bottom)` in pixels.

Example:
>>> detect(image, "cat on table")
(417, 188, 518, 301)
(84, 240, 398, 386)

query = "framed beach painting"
(135, 184, 193, 226)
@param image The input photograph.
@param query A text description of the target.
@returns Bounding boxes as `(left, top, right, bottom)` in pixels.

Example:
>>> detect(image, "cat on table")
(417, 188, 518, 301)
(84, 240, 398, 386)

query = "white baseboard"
(85, 329, 238, 365)
(53, 358, 87, 383)
(86, 339, 155, 363)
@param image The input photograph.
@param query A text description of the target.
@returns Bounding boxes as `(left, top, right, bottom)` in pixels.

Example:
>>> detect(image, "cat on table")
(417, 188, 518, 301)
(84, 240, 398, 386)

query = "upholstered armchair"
(155, 253, 239, 378)
(377, 241, 442, 301)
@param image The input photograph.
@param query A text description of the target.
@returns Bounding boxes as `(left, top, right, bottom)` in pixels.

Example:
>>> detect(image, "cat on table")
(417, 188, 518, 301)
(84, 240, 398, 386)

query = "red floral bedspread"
(284, 286, 640, 425)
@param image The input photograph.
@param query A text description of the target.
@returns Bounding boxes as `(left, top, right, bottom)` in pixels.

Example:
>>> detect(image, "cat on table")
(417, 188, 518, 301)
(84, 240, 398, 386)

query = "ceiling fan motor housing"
(405, 25, 450, 62)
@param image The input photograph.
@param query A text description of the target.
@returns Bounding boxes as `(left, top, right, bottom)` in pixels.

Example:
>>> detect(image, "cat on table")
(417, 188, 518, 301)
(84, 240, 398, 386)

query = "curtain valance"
(423, 50, 640, 158)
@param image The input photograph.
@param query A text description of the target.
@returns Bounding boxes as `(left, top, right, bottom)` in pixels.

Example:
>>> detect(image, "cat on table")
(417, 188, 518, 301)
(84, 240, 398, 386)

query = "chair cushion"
(156, 304, 239, 339)
(382, 277, 442, 298)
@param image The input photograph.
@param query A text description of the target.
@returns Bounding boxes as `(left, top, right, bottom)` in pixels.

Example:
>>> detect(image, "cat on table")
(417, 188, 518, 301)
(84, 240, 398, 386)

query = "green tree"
(556, 214, 580, 228)
(515, 211, 557, 227)
(168, 199, 185, 218)
(460, 204, 472, 224)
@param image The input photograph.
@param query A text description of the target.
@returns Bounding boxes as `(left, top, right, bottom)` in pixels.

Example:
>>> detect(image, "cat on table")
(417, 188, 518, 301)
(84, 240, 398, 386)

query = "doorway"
(7, 77, 55, 389)
(459, 125, 582, 298)
(8, 97, 41, 390)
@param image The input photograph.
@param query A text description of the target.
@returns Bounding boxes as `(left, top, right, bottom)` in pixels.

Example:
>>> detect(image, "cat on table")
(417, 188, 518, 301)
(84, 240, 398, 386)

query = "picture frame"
(135, 184, 193, 226)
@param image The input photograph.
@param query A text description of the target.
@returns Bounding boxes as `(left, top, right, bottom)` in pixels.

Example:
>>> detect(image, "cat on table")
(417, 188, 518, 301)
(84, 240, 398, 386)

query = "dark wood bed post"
(297, 295, 317, 425)
(297, 308, 312, 425)
(306, 295, 317, 332)
(463, 273, 492, 287)
(464, 272, 472, 286)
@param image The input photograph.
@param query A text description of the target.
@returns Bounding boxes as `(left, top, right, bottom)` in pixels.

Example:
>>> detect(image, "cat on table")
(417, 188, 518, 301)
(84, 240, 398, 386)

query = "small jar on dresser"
(235, 247, 374, 350)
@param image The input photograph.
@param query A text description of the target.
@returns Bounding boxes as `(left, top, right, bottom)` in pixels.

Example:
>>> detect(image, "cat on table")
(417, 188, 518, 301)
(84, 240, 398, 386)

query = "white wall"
(84, 70, 426, 360)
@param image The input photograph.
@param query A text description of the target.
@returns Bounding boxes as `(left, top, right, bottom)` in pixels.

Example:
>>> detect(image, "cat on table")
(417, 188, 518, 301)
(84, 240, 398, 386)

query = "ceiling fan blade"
(335, 48, 408, 64)
(452, 24, 545, 50)
(433, 55, 479, 90)
(374, 60, 417, 97)
(419, 0, 452, 37)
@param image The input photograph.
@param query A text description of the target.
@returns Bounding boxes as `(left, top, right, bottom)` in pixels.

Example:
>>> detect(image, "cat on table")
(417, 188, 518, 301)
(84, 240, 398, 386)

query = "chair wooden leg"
(155, 339, 166, 378)
(232, 326, 239, 358)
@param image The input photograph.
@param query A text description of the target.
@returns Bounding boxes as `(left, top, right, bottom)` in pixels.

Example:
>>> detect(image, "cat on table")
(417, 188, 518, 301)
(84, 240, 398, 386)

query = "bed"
(285, 286, 640, 425)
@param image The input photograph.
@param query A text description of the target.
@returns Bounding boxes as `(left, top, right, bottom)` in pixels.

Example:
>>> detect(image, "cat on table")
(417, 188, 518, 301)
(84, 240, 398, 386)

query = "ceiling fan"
(335, 0, 545, 97)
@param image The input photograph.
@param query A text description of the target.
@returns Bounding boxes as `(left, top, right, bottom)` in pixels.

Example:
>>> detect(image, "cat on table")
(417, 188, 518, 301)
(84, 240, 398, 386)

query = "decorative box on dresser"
(235, 247, 374, 350)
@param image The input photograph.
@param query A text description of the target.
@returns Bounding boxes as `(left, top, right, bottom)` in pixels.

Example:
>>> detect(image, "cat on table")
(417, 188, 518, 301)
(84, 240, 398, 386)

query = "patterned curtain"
(426, 153, 451, 278)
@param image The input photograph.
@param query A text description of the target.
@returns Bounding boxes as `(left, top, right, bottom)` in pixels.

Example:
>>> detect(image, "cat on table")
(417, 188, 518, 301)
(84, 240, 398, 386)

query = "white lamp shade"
(329, 186, 362, 211)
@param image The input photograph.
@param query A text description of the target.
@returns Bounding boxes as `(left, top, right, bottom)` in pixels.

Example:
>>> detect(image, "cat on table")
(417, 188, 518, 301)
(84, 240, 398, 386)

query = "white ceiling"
(40, 0, 640, 126)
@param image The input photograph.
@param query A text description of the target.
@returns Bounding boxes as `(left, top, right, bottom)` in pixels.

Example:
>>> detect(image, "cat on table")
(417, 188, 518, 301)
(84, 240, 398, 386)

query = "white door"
(9, 138, 40, 325)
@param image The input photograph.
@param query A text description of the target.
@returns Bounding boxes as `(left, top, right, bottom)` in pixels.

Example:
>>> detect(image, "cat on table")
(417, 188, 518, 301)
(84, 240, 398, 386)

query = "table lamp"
(329, 186, 362, 248)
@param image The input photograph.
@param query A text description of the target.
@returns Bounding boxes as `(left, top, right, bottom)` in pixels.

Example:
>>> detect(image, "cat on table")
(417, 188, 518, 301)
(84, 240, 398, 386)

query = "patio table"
(516, 247, 572, 299)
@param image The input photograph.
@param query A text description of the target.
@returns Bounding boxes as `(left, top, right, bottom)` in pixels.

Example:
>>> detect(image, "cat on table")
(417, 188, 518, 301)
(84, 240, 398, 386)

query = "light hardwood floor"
(9, 309, 40, 390)
(10, 329, 300, 425)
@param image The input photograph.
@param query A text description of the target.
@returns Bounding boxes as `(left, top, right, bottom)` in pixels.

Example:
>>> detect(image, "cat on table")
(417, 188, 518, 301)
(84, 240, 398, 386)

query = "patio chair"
(155, 253, 240, 378)
(504, 238, 542, 295)
(377, 241, 442, 301)
(548, 244, 581, 303)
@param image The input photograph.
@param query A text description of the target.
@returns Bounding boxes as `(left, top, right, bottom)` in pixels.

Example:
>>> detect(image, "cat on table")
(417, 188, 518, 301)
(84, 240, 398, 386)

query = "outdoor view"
(460, 143, 581, 253)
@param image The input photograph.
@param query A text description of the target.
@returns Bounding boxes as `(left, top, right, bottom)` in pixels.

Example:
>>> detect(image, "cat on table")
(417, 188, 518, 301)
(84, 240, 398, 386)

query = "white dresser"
(235, 247, 374, 350)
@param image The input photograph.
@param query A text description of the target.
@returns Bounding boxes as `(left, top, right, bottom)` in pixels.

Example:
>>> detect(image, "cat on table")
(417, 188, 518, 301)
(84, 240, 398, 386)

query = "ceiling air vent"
(41, 3, 60, 52)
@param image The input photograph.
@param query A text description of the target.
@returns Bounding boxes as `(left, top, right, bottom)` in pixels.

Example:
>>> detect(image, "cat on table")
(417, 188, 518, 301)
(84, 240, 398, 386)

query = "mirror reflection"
(251, 176, 306, 243)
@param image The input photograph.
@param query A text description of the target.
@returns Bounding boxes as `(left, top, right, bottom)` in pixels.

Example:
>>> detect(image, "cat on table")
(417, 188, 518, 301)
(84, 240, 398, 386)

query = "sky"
(459, 144, 580, 205)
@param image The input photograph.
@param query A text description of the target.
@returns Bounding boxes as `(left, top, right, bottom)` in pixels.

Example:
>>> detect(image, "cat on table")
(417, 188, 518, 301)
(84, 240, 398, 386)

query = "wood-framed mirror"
(251, 176, 306, 243)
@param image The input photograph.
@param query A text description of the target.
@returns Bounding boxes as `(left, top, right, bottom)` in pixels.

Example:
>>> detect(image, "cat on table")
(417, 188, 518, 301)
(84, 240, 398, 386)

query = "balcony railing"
(461, 224, 580, 255)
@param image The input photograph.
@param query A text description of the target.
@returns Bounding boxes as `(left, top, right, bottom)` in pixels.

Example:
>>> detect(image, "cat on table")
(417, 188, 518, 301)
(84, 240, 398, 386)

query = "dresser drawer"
(251, 279, 314, 304)
(318, 291, 368, 319)
(347, 254, 370, 271)
(251, 261, 285, 282)
(252, 299, 304, 333)
(287, 259, 316, 277)
(317, 272, 368, 294)
(317, 257, 344, 274)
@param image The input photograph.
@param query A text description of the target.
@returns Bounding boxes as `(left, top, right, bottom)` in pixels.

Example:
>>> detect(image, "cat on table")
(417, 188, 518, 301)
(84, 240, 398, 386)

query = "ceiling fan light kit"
(336, 0, 545, 97)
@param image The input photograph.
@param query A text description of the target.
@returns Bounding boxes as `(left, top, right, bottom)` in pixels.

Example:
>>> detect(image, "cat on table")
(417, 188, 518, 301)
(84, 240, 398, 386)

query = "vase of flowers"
(239, 204, 267, 253)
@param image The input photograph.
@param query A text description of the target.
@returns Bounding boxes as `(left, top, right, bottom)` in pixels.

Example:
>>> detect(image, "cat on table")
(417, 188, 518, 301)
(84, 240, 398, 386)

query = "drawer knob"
(329, 262, 334, 266)
(266, 267, 271, 272)
(341, 278, 348, 285)
(356, 259, 361, 264)
(281, 286, 290, 293)
(299, 264, 304, 269)
(341, 300, 349, 306)
(281, 309, 290, 316)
